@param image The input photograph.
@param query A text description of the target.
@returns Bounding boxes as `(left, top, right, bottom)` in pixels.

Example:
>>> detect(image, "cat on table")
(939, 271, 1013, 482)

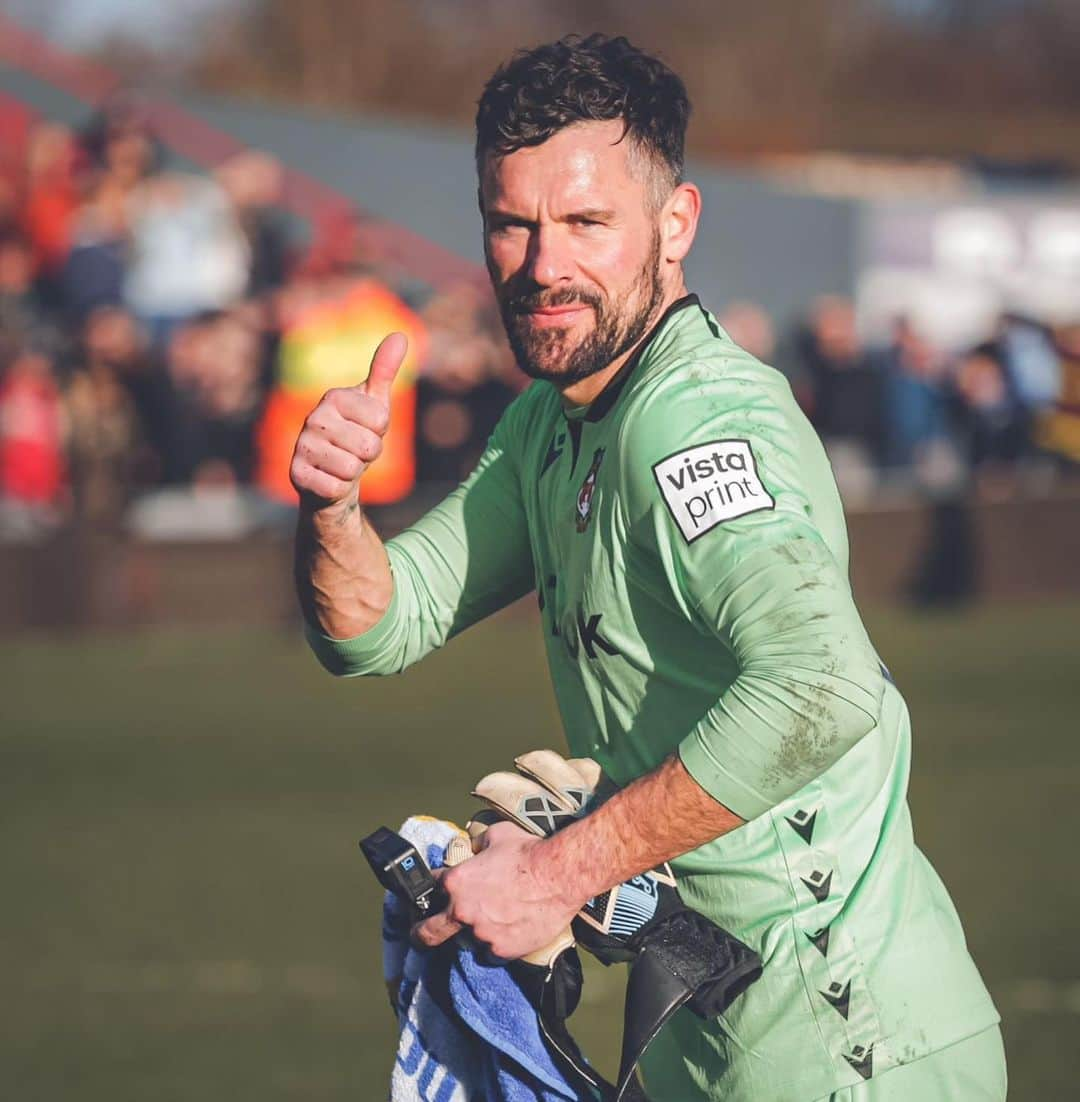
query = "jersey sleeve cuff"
(678, 733, 775, 823)
(303, 574, 403, 677)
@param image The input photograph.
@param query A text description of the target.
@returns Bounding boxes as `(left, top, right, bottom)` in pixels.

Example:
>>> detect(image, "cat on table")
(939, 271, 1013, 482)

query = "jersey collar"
(575, 293, 701, 423)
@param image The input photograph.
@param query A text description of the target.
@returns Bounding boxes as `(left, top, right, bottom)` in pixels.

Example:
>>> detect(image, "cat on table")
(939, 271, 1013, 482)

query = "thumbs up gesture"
(289, 332, 408, 508)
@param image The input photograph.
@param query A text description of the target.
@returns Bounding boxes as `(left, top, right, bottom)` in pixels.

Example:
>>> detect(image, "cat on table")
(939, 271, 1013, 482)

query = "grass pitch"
(2, 600, 1077, 1099)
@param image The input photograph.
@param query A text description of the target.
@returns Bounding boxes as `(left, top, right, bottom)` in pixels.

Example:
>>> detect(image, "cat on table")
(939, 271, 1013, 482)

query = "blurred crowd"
(723, 297, 1080, 506)
(0, 98, 520, 540)
(1, 99, 1078, 542)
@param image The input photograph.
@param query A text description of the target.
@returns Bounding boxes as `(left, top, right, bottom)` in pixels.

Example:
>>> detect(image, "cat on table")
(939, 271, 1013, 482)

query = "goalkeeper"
(291, 33, 1005, 1102)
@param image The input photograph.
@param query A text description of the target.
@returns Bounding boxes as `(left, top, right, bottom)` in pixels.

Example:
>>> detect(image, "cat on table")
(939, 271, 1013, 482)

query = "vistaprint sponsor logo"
(653, 440, 774, 542)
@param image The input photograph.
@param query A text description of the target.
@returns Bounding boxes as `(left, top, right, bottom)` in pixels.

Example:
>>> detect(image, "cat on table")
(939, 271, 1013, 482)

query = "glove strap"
(512, 952, 652, 1102)
(615, 910, 764, 1100)
(511, 953, 610, 1100)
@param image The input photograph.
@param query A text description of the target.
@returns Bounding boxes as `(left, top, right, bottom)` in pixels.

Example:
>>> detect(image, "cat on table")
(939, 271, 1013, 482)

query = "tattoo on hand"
(335, 501, 362, 528)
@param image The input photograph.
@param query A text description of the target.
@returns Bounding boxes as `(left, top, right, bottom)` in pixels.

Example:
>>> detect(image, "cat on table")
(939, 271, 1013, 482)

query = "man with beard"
(291, 34, 1003, 1102)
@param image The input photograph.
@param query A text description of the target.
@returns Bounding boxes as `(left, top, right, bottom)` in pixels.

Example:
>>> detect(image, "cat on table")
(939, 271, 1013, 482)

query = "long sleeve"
(618, 361, 885, 821)
(675, 532, 883, 820)
(305, 399, 536, 677)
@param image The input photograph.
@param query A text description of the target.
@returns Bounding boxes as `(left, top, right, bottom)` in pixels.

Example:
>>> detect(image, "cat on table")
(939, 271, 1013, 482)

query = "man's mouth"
(521, 303, 591, 325)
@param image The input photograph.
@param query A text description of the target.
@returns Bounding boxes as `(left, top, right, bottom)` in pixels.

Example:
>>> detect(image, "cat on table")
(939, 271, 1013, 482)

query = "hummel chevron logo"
(800, 869, 833, 903)
(806, 926, 831, 957)
(785, 808, 818, 845)
(820, 979, 851, 1019)
(844, 1044, 874, 1080)
(541, 432, 565, 477)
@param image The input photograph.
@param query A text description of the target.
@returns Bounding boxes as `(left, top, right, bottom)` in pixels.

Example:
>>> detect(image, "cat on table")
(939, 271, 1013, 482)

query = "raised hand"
(289, 332, 408, 508)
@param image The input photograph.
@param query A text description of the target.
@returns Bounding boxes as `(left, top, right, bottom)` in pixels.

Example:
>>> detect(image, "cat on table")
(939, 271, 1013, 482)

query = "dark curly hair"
(475, 33, 690, 201)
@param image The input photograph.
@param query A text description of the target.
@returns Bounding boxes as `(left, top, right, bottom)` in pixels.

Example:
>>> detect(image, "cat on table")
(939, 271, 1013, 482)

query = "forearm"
(300, 446, 536, 677)
(294, 499, 394, 639)
(678, 539, 884, 819)
(536, 755, 744, 908)
(418, 754, 744, 958)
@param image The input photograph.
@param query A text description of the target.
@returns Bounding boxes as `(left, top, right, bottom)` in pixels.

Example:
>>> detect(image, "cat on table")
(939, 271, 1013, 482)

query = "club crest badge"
(575, 448, 605, 532)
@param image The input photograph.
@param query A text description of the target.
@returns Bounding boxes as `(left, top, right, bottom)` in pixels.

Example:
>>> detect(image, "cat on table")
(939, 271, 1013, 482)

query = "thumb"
(362, 331, 409, 405)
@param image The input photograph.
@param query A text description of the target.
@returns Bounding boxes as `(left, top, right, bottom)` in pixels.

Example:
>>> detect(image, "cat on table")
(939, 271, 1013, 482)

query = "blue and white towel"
(383, 817, 582, 1102)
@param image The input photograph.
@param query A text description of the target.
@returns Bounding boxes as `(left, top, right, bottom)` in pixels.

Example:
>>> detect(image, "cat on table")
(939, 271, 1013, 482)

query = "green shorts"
(817, 1026, 1007, 1102)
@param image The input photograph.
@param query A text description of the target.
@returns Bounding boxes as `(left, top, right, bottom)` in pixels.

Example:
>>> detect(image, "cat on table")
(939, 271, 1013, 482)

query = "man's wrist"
(301, 491, 363, 532)
(529, 827, 595, 913)
(294, 488, 393, 639)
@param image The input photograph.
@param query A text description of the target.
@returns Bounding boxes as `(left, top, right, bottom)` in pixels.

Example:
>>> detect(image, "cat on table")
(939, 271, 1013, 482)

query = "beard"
(494, 230, 665, 388)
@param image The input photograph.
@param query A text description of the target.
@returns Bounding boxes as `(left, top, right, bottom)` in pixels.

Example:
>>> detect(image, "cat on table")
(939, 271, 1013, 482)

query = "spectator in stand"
(950, 343, 1030, 493)
(61, 202, 127, 326)
(255, 208, 427, 506)
(193, 309, 264, 485)
(63, 97, 161, 327)
(0, 161, 20, 239)
(795, 295, 883, 500)
(876, 315, 953, 475)
(0, 337, 66, 514)
(0, 231, 53, 341)
(216, 152, 291, 299)
(157, 313, 218, 485)
(78, 306, 167, 485)
(59, 115, 140, 329)
(716, 300, 776, 364)
(20, 123, 78, 302)
(124, 170, 249, 348)
(156, 309, 264, 487)
(66, 333, 142, 526)
(995, 313, 1061, 415)
(719, 299, 821, 416)
(1036, 323, 1080, 467)
(416, 280, 519, 484)
(79, 94, 160, 181)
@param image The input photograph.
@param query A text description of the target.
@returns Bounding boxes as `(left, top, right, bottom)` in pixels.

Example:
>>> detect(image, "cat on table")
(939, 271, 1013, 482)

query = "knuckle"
(448, 897, 472, 926)
(369, 403, 390, 434)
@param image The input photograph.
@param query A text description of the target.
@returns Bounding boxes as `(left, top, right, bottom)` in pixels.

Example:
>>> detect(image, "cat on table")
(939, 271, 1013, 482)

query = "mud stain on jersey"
(761, 685, 840, 794)
(795, 578, 826, 592)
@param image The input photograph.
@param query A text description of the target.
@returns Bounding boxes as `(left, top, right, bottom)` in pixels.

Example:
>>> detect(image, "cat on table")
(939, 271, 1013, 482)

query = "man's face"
(480, 121, 667, 388)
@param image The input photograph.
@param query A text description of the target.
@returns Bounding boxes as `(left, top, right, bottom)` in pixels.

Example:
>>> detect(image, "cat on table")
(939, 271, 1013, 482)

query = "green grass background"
(2, 600, 1077, 1100)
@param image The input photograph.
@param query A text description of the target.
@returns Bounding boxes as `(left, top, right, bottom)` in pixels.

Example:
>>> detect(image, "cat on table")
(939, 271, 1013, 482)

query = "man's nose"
(525, 224, 574, 288)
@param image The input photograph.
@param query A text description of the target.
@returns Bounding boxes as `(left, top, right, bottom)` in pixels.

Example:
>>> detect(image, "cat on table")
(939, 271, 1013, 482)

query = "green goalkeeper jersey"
(308, 295, 999, 1100)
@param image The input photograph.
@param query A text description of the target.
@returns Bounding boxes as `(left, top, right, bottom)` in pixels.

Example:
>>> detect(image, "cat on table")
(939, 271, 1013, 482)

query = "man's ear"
(662, 182, 701, 264)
